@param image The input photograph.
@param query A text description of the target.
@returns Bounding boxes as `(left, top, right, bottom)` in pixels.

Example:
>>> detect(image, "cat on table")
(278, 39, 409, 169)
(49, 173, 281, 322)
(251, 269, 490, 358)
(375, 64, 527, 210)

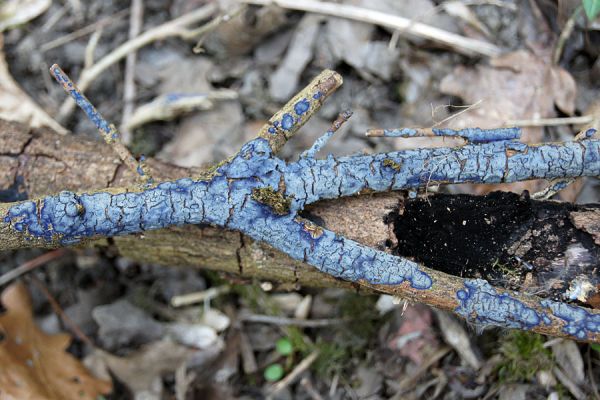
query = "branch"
(1, 68, 600, 342)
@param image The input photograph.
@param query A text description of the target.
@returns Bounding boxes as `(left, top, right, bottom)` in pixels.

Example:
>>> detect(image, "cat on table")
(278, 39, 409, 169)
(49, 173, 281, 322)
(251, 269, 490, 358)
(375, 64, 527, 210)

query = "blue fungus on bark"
(377, 127, 521, 143)
(281, 113, 295, 131)
(431, 127, 521, 143)
(456, 279, 542, 329)
(541, 300, 600, 339)
(294, 99, 310, 116)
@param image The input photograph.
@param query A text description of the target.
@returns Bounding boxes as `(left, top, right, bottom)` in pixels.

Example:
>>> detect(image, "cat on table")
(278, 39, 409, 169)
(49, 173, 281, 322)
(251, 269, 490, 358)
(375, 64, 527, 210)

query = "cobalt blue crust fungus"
(541, 300, 600, 339)
(455, 279, 545, 330)
(3, 67, 600, 341)
(377, 127, 521, 143)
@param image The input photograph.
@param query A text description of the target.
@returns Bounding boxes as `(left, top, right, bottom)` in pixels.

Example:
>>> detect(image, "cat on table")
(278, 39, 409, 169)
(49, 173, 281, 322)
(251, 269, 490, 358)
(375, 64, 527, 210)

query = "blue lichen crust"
(456, 279, 542, 329)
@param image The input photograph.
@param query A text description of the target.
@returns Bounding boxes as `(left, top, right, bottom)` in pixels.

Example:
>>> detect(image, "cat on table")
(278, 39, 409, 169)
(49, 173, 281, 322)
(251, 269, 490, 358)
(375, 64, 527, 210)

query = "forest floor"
(0, 0, 599, 399)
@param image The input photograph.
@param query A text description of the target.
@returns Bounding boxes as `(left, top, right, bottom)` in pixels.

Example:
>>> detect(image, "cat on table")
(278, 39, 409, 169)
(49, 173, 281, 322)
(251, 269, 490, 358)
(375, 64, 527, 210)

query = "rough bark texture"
(2, 119, 600, 341)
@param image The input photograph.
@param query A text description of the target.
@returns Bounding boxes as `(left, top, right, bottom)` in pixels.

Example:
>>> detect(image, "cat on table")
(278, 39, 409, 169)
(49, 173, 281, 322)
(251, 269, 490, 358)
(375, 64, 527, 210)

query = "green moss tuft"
(383, 159, 402, 171)
(496, 331, 553, 383)
(251, 187, 293, 215)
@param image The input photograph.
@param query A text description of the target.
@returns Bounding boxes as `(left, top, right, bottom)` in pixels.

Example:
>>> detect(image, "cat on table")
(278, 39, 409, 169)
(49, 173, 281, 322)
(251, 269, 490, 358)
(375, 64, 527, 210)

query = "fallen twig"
(40, 8, 130, 52)
(29, 275, 95, 348)
(50, 65, 154, 186)
(506, 115, 595, 127)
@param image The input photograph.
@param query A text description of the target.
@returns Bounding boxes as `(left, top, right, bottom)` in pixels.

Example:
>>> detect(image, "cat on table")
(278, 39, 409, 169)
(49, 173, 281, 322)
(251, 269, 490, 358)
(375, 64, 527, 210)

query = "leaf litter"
(0, 282, 111, 400)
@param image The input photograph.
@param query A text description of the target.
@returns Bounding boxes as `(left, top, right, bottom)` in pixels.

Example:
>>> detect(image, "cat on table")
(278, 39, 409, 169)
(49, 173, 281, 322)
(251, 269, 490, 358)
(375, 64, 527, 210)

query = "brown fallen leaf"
(0, 35, 67, 134)
(440, 49, 577, 194)
(0, 282, 112, 400)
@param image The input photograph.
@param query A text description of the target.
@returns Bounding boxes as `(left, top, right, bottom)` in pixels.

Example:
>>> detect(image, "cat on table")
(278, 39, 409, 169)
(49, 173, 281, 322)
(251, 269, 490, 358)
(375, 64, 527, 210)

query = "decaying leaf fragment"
(0, 282, 112, 400)
(0, 36, 67, 134)
(0, 0, 50, 32)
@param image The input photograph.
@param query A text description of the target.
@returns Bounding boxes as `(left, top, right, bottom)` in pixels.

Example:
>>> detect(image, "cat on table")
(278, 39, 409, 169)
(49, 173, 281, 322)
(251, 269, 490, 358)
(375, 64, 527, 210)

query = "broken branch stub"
(1, 69, 600, 342)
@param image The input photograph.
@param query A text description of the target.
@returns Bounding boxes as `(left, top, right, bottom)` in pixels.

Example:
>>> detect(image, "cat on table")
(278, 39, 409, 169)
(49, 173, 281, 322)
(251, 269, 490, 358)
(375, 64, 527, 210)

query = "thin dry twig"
(84, 28, 103, 69)
(242, 0, 502, 57)
(553, 6, 582, 65)
(29, 275, 95, 348)
(240, 313, 344, 327)
(300, 377, 325, 400)
(394, 347, 451, 394)
(40, 8, 130, 52)
(587, 347, 600, 400)
(170, 285, 230, 307)
(268, 350, 320, 397)
(0, 249, 67, 287)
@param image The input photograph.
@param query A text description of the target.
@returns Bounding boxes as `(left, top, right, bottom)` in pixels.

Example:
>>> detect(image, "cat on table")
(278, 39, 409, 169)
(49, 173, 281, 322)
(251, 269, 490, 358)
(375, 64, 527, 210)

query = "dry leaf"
(440, 49, 577, 194)
(0, 0, 50, 32)
(0, 35, 67, 134)
(0, 282, 112, 400)
(88, 338, 220, 400)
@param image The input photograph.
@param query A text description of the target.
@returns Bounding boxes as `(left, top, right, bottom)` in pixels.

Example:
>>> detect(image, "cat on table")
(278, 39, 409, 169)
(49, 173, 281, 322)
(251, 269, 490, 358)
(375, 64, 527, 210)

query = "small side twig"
(50, 64, 154, 186)
(256, 69, 343, 154)
(0, 249, 67, 287)
(301, 110, 352, 158)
